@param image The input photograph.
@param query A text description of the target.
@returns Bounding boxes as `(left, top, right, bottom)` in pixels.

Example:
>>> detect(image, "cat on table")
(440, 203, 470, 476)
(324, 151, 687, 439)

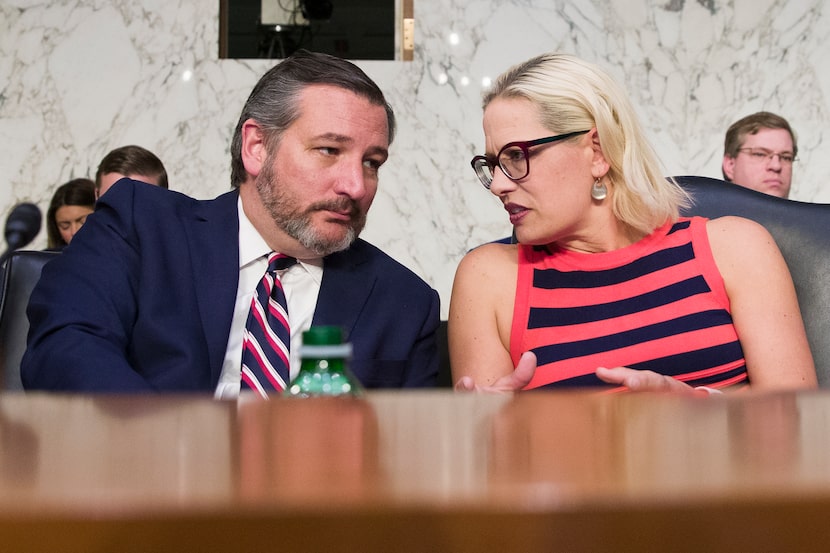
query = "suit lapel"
(183, 190, 240, 383)
(313, 240, 375, 338)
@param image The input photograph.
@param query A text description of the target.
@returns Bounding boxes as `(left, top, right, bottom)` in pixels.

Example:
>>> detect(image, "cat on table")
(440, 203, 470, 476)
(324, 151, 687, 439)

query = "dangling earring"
(591, 178, 608, 201)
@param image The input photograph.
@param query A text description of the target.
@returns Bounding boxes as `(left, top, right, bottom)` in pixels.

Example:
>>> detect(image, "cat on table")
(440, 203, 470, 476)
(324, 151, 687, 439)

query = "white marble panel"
(3, 0, 830, 320)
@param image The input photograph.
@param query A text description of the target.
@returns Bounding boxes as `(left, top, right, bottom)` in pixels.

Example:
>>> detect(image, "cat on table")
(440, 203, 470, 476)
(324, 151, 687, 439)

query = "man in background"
(95, 144, 169, 198)
(722, 111, 797, 198)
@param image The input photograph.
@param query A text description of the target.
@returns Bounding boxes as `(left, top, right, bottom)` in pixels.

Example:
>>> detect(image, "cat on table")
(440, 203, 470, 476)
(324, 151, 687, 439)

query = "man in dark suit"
(21, 50, 439, 394)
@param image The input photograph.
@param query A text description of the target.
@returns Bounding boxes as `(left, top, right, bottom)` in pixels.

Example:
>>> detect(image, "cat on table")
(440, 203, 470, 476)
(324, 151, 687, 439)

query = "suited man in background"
(95, 144, 169, 199)
(22, 50, 440, 394)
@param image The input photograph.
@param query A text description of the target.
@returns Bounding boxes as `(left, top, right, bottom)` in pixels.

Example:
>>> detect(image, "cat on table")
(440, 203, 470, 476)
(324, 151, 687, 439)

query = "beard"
(255, 159, 367, 257)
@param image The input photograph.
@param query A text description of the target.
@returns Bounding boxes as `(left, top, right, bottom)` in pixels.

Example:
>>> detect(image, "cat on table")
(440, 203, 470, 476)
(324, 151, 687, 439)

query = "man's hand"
(454, 352, 537, 393)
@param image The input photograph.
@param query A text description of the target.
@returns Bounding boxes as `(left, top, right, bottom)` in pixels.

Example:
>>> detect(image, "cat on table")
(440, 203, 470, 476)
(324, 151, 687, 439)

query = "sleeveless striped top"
(511, 217, 747, 390)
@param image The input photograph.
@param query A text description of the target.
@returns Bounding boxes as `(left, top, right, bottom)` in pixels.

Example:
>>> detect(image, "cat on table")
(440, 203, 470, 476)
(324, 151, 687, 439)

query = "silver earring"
(591, 178, 608, 201)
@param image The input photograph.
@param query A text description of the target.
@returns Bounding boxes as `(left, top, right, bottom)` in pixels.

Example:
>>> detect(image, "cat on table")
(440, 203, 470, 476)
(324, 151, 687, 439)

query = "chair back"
(674, 175, 830, 386)
(0, 250, 59, 390)
(436, 320, 452, 387)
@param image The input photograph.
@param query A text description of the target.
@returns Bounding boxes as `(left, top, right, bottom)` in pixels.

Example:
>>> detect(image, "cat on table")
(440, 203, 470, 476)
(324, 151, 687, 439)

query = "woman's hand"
(455, 355, 713, 395)
(454, 352, 537, 393)
(596, 366, 698, 393)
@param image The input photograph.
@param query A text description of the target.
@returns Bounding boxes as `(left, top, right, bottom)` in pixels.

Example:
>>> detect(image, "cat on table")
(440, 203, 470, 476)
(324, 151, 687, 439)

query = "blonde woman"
(450, 53, 816, 393)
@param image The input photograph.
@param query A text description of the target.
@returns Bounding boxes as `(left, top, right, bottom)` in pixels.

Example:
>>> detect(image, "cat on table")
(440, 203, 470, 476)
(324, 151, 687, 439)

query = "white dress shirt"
(214, 198, 322, 399)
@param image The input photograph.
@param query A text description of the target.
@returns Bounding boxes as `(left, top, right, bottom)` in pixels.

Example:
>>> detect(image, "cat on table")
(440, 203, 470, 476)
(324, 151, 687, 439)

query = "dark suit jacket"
(21, 180, 440, 392)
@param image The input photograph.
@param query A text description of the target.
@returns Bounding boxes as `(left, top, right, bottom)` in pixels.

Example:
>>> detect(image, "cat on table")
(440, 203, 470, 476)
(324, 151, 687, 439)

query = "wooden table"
(2, 390, 830, 552)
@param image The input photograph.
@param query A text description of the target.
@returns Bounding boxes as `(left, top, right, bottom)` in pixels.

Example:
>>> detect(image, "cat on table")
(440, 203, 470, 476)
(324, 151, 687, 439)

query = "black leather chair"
(0, 250, 59, 390)
(674, 175, 830, 386)
(436, 320, 452, 387)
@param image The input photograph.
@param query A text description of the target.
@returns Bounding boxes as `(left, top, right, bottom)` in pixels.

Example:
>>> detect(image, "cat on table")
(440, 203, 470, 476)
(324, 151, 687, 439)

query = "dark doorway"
(221, 0, 396, 60)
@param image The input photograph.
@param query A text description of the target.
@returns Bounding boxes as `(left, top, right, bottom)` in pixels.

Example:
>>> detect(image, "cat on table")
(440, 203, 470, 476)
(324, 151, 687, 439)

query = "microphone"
(0, 202, 42, 266)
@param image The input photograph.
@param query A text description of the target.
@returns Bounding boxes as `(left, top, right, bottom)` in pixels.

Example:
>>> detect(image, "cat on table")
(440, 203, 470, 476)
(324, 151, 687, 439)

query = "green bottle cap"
(302, 325, 343, 346)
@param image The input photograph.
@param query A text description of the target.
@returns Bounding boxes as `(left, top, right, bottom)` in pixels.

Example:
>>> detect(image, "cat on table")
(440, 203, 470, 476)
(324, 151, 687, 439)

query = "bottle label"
(299, 343, 353, 358)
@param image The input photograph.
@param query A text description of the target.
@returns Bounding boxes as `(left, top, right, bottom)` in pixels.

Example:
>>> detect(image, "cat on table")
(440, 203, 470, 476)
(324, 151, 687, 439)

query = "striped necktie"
(240, 253, 297, 398)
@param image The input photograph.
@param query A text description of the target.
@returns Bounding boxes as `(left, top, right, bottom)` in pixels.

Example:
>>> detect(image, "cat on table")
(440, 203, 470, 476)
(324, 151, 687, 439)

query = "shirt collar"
(237, 197, 270, 267)
(237, 196, 324, 283)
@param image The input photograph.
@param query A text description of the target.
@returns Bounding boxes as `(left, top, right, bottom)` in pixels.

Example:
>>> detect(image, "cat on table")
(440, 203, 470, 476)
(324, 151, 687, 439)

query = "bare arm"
(448, 243, 519, 388)
(707, 216, 817, 389)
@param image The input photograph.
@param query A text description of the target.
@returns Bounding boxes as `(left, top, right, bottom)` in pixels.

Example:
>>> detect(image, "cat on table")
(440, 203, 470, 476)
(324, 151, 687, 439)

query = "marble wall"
(2, 0, 830, 317)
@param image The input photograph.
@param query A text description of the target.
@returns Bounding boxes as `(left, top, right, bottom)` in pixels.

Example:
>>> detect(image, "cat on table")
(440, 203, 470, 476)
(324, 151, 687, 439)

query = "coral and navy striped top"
(511, 217, 748, 390)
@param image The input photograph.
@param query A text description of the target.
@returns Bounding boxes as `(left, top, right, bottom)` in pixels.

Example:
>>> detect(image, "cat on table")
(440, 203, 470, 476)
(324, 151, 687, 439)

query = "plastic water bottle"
(285, 325, 363, 397)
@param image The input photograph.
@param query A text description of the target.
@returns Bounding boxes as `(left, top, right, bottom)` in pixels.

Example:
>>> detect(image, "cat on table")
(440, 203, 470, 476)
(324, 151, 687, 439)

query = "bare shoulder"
(457, 242, 519, 275)
(453, 242, 520, 309)
(706, 215, 770, 238)
(706, 216, 780, 261)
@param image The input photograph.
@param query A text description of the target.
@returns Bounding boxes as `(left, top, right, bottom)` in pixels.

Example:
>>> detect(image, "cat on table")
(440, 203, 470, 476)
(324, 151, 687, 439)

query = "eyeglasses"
(470, 130, 591, 189)
(737, 148, 796, 166)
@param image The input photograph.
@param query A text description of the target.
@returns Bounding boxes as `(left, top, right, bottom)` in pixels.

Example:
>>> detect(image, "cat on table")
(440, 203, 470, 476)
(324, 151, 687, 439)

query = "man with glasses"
(721, 111, 797, 198)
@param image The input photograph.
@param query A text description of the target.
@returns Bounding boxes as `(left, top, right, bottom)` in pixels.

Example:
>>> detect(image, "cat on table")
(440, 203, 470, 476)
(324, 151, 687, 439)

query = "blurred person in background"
(95, 145, 169, 199)
(722, 111, 797, 199)
(46, 178, 96, 250)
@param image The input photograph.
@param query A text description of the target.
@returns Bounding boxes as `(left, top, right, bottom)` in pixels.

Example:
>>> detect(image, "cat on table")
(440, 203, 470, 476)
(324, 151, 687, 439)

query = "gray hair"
(230, 49, 396, 188)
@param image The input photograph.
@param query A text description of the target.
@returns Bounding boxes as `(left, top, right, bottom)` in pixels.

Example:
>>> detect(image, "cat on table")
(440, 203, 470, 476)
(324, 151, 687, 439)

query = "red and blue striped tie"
(241, 253, 296, 398)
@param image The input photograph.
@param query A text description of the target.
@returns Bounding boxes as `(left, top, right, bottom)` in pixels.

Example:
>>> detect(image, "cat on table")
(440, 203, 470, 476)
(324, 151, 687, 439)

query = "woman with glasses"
(449, 53, 816, 393)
